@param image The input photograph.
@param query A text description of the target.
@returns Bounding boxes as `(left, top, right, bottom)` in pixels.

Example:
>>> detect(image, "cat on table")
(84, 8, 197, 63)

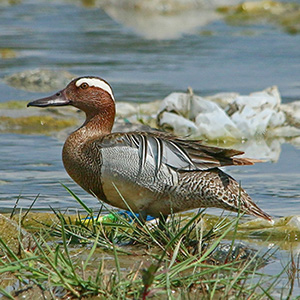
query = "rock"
(159, 91, 234, 120)
(158, 111, 198, 136)
(115, 100, 161, 119)
(268, 126, 300, 138)
(159, 92, 193, 119)
(286, 216, 300, 229)
(116, 102, 137, 118)
(113, 121, 154, 133)
(207, 242, 265, 266)
(290, 136, 300, 148)
(158, 91, 241, 138)
(280, 101, 300, 128)
(138, 100, 161, 115)
(195, 111, 242, 140)
(4, 69, 75, 92)
(229, 86, 286, 137)
(0, 214, 35, 256)
(157, 86, 293, 140)
(206, 92, 240, 109)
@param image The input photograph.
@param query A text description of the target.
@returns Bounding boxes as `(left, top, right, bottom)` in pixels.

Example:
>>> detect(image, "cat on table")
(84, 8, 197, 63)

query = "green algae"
(217, 0, 300, 34)
(0, 100, 26, 109)
(12, 212, 78, 230)
(0, 48, 17, 59)
(0, 115, 77, 134)
(12, 211, 300, 247)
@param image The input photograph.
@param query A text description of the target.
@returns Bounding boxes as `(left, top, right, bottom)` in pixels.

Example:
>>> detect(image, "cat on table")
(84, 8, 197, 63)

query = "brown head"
(27, 76, 116, 133)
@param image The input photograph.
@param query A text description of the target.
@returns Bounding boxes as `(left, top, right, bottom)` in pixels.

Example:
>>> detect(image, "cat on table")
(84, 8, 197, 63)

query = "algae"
(0, 115, 77, 134)
(13, 211, 300, 246)
(0, 100, 26, 109)
(217, 0, 300, 34)
(12, 212, 78, 230)
(0, 48, 17, 59)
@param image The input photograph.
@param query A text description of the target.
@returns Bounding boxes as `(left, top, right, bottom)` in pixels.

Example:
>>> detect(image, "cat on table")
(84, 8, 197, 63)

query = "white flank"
(75, 78, 115, 101)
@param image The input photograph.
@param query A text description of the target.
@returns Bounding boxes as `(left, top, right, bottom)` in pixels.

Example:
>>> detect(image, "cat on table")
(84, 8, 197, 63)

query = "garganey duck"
(27, 76, 273, 224)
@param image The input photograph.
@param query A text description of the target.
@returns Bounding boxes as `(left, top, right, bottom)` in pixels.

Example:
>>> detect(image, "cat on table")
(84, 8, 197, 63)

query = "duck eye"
(80, 82, 89, 89)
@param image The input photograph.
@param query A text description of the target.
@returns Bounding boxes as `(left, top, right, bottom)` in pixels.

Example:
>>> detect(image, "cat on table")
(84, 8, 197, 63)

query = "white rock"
(231, 107, 265, 137)
(160, 92, 243, 139)
(116, 102, 137, 118)
(290, 136, 300, 148)
(160, 92, 192, 118)
(280, 101, 300, 127)
(155, 87, 299, 140)
(268, 110, 286, 128)
(159, 111, 198, 136)
(287, 216, 300, 229)
(191, 95, 228, 119)
(206, 92, 240, 109)
(195, 111, 242, 140)
(230, 86, 285, 137)
(268, 126, 300, 138)
(160, 92, 231, 119)
(138, 100, 161, 115)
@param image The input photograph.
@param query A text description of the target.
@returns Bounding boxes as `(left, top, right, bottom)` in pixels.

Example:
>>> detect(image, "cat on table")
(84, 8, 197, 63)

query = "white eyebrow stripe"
(75, 78, 115, 101)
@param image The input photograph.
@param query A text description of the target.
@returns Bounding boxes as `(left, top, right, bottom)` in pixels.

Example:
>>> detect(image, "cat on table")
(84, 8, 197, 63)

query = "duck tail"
(239, 197, 274, 224)
(232, 157, 265, 166)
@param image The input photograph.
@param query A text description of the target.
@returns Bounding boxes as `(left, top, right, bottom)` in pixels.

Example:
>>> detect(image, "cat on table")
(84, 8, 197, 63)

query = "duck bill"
(27, 90, 71, 108)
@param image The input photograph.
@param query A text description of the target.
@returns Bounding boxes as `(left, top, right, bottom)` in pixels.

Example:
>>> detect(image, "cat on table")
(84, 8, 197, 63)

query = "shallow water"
(0, 0, 299, 211)
(0, 0, 300, 296)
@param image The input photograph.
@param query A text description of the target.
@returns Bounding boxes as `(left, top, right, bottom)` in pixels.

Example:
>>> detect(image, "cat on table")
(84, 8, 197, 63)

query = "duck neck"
(71, 106, 115, 143)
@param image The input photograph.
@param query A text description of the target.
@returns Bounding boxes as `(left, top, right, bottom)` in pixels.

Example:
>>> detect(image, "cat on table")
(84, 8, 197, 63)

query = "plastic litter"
(81, 211, 156, 225)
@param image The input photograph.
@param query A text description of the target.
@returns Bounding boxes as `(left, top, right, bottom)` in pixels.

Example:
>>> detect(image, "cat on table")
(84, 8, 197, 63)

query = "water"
(1, 1, 300, 102)
(1, 133, 299, 218)
(1, 0, 299, 213)
(0, 0, 300, 296)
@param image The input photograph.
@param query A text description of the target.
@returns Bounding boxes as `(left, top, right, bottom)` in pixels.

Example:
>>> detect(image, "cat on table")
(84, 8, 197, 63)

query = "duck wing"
(98, 131, 259, 173)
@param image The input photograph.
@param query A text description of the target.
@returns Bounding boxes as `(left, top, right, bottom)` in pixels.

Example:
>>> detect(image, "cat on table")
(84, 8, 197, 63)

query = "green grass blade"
(83, 230, 101, 271)
(0, 287, 14, 299)
(61, 183, 93, 215)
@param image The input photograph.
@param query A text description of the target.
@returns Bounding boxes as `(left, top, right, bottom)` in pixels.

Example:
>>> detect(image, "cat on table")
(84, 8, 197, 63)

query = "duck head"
(27, 76, 116, 132)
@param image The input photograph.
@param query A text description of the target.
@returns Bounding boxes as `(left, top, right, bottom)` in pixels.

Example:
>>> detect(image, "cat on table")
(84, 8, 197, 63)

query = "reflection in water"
(102, 7, 221, 40)
(88, 0, 245, 40)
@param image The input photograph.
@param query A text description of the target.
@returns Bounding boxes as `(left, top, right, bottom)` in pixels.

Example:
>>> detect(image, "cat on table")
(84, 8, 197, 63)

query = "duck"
(27, 76, 273, 225)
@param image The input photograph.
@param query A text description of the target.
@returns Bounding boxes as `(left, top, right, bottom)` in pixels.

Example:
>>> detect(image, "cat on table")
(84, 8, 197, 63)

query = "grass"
(0, 187, 295, 299)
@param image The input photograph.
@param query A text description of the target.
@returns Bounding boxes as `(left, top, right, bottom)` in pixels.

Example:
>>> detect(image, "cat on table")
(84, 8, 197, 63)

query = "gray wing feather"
(137, 134, 148, 175)
(148, 136, 163, 175)
(99, 132, 199, 173)
(97, 131, 250, 173)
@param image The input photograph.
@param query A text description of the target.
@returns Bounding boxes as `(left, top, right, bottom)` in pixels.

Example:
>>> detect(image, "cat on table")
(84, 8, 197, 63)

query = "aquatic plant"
(0, 187, 293, 299)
